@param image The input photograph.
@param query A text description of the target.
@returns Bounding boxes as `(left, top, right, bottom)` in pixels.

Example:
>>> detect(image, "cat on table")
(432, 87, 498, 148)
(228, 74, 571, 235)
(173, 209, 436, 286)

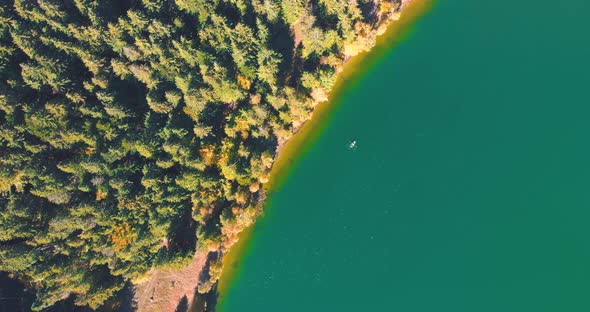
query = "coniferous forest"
(0, 0, 403, 310)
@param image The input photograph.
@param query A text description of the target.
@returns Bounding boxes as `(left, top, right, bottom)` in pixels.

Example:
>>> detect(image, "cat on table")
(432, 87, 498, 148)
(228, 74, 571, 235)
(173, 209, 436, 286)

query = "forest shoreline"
(132, 1, 433, 311)
(212, 0, 433, 309)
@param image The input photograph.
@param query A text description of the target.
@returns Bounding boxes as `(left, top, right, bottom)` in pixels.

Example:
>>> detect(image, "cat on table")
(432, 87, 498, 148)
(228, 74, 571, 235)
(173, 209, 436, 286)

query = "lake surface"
(218, 0, 590, 311)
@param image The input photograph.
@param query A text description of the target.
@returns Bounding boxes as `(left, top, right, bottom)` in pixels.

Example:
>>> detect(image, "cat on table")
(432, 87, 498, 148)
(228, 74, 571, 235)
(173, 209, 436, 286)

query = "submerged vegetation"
(0, 0, 405, 310)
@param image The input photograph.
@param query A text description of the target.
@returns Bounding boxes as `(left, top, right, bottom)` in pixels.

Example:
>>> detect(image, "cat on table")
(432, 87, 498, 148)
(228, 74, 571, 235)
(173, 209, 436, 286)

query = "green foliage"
(281, 0, 307, 25)
(0, 0, 387, 309)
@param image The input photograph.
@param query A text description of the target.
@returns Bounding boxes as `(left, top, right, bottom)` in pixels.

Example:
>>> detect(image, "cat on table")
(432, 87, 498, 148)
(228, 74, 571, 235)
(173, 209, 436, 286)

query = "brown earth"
(133, 251, 210, 312)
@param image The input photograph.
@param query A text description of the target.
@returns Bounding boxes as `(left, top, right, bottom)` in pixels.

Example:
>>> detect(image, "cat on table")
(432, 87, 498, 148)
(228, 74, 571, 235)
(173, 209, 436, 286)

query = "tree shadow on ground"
(187, 284, 218, 312)
(175, 295, 189, 312)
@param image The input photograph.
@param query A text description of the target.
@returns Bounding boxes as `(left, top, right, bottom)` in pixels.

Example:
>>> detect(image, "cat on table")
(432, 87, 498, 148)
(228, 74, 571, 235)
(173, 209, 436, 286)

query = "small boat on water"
(349, 140, 357, 149)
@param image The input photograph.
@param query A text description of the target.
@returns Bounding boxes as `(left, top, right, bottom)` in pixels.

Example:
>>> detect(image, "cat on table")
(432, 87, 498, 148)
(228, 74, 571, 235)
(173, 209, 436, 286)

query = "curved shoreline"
(215, 0, 434, 306)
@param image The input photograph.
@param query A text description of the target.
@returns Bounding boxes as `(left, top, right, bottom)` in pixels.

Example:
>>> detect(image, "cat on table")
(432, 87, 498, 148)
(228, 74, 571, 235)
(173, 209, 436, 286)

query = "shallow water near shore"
(218, 0, 590, 311)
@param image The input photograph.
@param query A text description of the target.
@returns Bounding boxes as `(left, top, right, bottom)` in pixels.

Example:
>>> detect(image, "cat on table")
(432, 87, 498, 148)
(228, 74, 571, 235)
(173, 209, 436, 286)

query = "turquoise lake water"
(218, 0, 590, 311)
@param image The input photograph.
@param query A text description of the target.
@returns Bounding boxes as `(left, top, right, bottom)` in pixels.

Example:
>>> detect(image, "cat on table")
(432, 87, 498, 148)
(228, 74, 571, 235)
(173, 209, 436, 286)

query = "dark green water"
(219, 0, 590, 311)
